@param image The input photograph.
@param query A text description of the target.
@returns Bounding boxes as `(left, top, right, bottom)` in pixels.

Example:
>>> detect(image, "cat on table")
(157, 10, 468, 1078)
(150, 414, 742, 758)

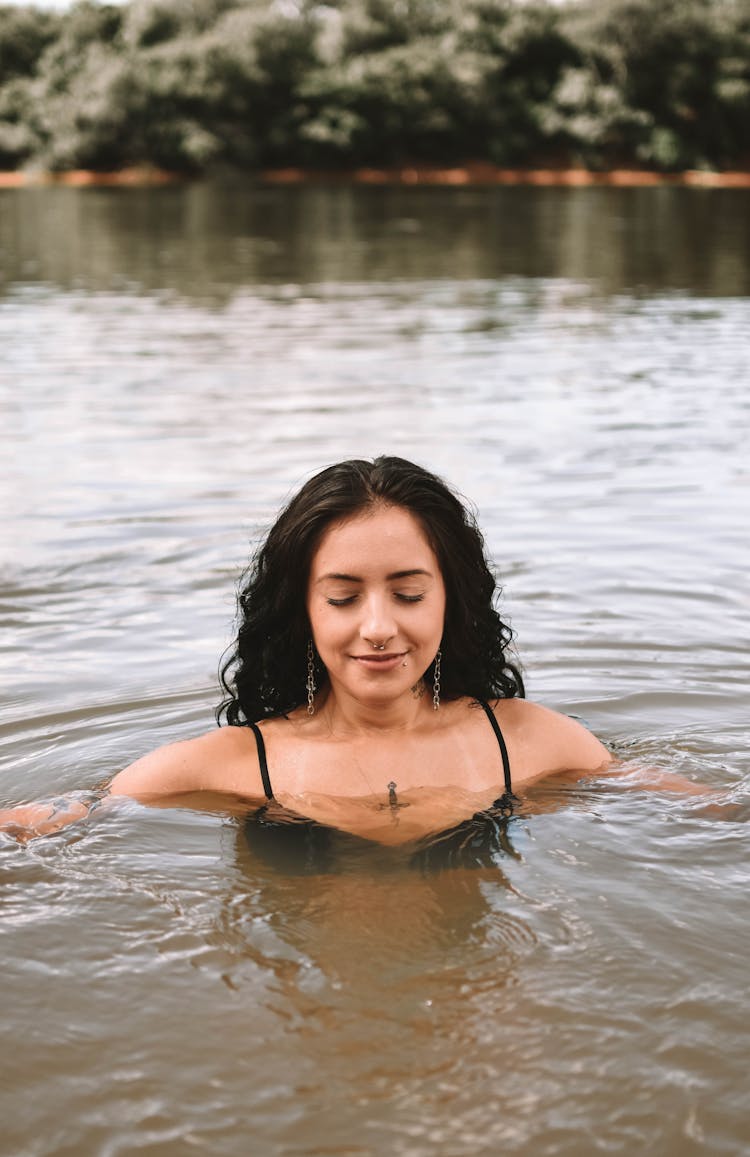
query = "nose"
(360, 593, 397, 648)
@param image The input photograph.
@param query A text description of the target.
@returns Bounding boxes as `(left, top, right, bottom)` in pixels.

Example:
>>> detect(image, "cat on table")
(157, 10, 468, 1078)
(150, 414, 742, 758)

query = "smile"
(351, 653, 407, 670)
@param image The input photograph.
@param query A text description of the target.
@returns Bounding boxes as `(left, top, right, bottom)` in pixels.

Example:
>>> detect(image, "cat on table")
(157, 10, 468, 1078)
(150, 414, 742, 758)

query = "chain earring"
(432, 648, 442, 711)
(306, 639, 317, 715)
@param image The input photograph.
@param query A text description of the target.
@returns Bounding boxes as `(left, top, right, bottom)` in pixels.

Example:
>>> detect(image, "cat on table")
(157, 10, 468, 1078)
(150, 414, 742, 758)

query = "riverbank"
(261, 165, 750, 189)
(2, 165, 750, 189)
(0, 168, 182, 188)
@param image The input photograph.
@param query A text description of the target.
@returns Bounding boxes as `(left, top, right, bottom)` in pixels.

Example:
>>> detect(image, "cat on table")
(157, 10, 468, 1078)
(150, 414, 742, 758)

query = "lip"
(351, 653, 407, 671)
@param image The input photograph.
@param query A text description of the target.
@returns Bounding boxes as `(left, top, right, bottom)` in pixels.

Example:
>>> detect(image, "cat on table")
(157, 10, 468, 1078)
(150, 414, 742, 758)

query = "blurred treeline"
(0, 0, 748, 173)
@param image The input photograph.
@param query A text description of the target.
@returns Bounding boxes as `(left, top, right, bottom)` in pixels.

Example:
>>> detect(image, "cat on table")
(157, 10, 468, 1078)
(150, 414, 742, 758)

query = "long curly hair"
(217, 456, 524, 724)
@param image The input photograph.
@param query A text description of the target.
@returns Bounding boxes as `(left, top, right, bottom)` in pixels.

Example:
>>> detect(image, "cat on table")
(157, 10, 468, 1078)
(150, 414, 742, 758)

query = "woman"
(1, 456, 611, 847)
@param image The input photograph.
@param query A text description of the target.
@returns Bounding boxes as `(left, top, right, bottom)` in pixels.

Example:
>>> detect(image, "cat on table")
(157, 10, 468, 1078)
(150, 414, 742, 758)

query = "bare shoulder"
(491, 697, 612, 784)
(110, 725, 263, 801)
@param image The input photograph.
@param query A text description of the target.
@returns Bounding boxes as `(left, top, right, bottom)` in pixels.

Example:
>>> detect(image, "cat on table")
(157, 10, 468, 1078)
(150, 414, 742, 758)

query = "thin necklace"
(320, 700, 415, 812)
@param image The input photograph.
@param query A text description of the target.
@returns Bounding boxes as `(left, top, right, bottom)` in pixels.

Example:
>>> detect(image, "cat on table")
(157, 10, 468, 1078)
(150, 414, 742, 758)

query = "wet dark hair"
(217, 456, 524, 724)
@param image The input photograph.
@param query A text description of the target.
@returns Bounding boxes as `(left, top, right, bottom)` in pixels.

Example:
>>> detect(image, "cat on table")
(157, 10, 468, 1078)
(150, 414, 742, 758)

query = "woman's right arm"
(0, 795, 94, 842)
(1, 726, 264, 842)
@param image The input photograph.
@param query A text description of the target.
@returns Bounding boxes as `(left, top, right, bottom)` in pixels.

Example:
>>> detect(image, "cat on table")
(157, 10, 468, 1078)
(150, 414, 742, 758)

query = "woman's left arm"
(503, 699, 612, 782)
(515, 701, 717, 797)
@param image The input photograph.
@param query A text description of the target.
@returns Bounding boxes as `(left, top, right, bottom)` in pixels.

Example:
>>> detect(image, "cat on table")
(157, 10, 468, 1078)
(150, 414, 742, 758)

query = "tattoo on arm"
(47, 797, 74, 821)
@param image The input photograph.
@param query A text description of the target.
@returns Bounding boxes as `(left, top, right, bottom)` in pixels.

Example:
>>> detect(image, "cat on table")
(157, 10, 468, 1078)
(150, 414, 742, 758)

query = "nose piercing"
(371, 642, 386, 651)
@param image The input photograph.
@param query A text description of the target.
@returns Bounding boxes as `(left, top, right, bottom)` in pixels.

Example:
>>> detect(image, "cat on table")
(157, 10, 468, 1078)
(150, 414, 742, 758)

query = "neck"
(319, 685, 431, 736)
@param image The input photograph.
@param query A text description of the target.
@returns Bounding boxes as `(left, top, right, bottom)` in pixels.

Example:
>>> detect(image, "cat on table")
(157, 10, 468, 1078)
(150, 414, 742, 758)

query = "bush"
(0, 0, 747, 172)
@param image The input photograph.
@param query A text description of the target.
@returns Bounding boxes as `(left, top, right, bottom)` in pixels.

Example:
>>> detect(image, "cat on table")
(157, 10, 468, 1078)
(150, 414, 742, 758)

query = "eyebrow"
(316, 568, 433, 583)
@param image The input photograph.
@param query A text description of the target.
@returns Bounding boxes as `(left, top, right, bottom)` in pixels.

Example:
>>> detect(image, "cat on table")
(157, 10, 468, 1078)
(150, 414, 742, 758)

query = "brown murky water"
(0, 182, 748, 1155)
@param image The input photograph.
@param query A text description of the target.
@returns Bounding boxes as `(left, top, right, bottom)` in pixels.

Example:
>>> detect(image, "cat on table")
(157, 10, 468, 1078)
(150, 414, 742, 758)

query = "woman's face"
(306, 504, 446, 707)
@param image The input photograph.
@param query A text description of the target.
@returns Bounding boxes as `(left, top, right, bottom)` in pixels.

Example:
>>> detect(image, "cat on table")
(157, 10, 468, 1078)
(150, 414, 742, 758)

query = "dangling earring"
(432, 648, 442, 711)
(306, 639, 317, 715)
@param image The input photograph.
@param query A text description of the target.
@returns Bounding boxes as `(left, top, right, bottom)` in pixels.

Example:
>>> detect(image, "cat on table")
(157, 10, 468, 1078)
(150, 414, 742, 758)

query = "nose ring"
(371, 642, 386, 651)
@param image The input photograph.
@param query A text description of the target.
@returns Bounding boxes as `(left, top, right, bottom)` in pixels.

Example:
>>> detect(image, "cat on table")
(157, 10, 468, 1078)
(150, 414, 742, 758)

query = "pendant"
(387, 781, 409, 810)
(376, 781, 410, 812)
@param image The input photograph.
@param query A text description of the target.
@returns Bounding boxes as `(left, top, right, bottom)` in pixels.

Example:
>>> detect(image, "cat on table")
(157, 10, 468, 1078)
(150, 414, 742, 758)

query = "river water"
(0, 182, 748, 1156)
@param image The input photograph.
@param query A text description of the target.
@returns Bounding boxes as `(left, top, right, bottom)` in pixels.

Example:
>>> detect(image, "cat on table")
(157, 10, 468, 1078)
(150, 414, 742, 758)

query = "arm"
(0, 794, 96, 842)
(1, 726, 265, 843)
(109, 726, 264, 800)
(503, 700, 713, 797)
(499, 699, 612, 788)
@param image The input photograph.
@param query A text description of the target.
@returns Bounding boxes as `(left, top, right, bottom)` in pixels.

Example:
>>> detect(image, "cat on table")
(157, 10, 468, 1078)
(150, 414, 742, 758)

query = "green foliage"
(557, 0, 750, 169)
(0, 5, 62, 82)
(0, 77, 38, 165)
(467, 2, 579, 163)
(0, 0, 747, 171)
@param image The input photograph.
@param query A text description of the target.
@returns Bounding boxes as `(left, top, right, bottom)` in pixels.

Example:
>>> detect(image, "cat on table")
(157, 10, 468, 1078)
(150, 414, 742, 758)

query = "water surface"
(1, 183, 748, 1155)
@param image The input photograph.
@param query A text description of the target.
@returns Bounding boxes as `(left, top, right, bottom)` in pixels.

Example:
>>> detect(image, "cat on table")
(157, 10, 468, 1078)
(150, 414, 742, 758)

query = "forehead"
(310, 505, 438, 573)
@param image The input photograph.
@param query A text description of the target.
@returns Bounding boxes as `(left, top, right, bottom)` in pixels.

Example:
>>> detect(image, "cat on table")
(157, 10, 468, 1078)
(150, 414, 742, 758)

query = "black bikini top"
(246, 698, 513, 802)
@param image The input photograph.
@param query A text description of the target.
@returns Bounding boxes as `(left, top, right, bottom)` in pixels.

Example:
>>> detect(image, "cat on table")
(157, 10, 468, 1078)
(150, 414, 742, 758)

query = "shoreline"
(1, 164, 750, 189)
(261, 165, 750, 189)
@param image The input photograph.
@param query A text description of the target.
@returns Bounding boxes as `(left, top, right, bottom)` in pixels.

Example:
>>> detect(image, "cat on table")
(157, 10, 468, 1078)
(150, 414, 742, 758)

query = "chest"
(265, 714, 510, 802)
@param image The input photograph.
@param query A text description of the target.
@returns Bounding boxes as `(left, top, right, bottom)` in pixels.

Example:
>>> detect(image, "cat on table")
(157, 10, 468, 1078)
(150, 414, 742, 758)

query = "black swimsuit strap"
(248, 721, 274, 799)
(476, 699, 514, 796)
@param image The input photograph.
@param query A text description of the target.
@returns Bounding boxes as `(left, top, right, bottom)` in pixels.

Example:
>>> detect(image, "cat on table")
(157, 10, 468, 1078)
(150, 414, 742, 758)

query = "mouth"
(351, 653, 408, 671)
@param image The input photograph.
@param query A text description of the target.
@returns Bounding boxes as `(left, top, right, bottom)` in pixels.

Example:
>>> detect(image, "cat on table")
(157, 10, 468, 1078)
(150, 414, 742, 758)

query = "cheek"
(308, 604, 349, 651)
(427, 588, 447, 633)
(409, 603, 446, 645)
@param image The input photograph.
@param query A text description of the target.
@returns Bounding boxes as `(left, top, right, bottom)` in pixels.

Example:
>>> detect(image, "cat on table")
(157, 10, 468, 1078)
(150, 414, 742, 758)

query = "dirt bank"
(2, 165, 749, 189)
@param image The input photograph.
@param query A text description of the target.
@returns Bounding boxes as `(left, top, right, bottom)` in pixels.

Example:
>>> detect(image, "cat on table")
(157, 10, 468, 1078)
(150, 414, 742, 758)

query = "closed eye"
(325, 592, 425, 607)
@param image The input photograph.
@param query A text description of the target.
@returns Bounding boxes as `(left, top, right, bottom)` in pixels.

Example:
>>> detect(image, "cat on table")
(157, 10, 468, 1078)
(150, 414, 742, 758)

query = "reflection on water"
(1, 181, 750, 299)
(0, 183, 748, 1155)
